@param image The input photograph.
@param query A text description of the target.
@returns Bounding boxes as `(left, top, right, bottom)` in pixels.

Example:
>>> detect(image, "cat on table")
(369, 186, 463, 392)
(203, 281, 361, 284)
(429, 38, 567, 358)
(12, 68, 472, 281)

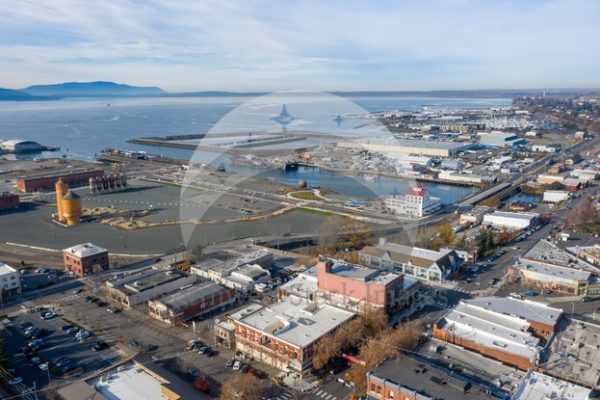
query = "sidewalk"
(281, 373, 319, 392)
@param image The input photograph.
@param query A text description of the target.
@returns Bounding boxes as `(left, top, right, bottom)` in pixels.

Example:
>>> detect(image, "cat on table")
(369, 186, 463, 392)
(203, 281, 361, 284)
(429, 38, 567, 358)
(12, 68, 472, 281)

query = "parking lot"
(2, 306, 122, 391)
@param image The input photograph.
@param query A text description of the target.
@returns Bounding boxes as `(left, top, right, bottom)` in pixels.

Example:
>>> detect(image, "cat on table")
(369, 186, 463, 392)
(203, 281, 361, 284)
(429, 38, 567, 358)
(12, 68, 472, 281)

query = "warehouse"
(0, 139, 44, 153)
(482, 211, 539, 230)
(338, 138, 472, 157)
(17, 168, 104, 192)
(511, 258, 591, 295)
(148, 281, 235, 325)
(543, 190, 570, 203)
(478, 131, 526, 148)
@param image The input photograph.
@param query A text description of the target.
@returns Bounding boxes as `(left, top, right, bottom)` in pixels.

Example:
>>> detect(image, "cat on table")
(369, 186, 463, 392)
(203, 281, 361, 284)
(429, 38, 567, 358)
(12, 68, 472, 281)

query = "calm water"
(0, 95, 511, 201)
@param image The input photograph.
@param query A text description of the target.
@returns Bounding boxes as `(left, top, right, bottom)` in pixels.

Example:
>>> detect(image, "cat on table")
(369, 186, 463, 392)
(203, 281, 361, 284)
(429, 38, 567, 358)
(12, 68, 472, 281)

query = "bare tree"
(220, 373, 262, 400)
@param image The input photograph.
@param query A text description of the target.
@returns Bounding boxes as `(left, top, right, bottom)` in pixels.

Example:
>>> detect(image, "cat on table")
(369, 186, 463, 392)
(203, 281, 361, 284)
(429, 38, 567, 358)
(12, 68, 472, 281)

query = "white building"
(513, 371, 591, 400)
(543, 190, 570, 203)
(0, 262, 21, 296)
(483, 211, 539, 230)
(384, 184, 441, 218)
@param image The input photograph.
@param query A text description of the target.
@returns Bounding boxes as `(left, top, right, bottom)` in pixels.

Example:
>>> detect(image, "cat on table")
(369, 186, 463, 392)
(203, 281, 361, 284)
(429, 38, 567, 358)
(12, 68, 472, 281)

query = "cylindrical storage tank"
(108, 174, 115, 189)
(102, 176, 109, 190)
(88, 177, 96, 194)
(120, 174, 127, 188)
(55, 178, 68, 223)
(61, 191, 82, 226)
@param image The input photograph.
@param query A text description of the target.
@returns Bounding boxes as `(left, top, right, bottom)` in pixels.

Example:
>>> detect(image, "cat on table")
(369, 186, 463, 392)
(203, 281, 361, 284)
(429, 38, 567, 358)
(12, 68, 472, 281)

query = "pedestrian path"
(311, 388, 340, 399)
(261, 391, 294, 400)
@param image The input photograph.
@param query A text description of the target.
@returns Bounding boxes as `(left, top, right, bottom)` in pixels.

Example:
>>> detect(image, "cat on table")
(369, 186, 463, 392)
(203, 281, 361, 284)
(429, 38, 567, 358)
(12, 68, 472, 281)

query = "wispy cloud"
(0, 0, 598, 91)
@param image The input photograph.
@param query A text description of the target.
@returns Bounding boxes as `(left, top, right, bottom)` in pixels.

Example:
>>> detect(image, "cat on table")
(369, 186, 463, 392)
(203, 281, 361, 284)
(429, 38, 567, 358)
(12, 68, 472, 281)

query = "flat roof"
(515, 258, 591, 282)
(91, 364, 162, 400)
(112, 269, 188, 294)
(513, 371, 591, 400)
(464, 296, 562, 326)
(368, 356, 496, 400)
(63, 243, 107, 258)
(440, 304, 541, 360)
(155, 281, 229, 311)
(0, 262, 16, 275)
(18, 167, 103, 180)
(485, 211, 540, 220)
(371, 240, 452, 262)
(233, 295, 356, 348)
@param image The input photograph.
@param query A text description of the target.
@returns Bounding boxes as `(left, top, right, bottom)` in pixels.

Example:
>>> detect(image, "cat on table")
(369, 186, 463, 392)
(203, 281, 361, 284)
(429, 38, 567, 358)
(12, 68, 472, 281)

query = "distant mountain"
(22, 81, 167, 97)
(0, 87, 55, 101)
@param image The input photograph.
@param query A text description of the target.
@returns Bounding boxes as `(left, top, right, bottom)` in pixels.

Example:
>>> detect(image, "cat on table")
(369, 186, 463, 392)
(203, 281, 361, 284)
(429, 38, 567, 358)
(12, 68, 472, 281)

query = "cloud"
(0, 0, 598, 91)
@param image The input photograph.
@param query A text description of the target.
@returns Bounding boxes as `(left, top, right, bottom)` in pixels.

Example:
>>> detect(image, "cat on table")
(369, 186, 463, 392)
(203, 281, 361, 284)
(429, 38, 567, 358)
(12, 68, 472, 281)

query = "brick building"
(17, 168, 104, 192)
(231, 295, 356, 377)
(63, 243, 109, 277)
(148, 281, 235, 325)
(433, 297, 562, 370)
(0, 192, 19, 211)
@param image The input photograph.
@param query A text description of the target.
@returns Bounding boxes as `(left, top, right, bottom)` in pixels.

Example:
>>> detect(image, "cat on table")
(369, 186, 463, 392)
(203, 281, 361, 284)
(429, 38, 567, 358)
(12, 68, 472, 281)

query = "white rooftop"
(375, 240, 452, 261)
(91, 364, 162, 400)
(516, 258, 591, 282)
(0, 262, 17, 276)
(63, 243, 107, 258)
(513, 371, 591, 400)
(232, 295, 356, 348)
(442, 302, 541, 360)
(485, 211, 539, 220)
(464, 296, 562, 326)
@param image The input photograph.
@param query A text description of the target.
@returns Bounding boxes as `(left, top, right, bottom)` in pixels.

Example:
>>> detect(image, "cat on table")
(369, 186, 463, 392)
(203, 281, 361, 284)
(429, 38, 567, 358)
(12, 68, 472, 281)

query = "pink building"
(315, 259, 412, 315)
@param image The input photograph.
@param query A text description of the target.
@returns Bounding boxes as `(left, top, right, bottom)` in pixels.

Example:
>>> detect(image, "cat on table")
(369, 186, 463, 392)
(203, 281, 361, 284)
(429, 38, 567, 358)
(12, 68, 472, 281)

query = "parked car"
(186, 340, 199, 350)
(488, 278, 497, 286)
(62, 325, 73, 331)
(31, 357, 42, 365)
(66, 326, 79, 334)
(197, 346, 207, 355)
(76, 329, 90, 341)
(53, 357, 69, 368)
(232, 360, 241, 371)
(8, 377, 23, 385)
(39, 363, 49, 371)
(107, 306, 119, 314)
(93, 340, 108, 351)
(522, 290, 538, 297)
(187, 368, 199, 378)
(225, 360, 234, 368)
(28, 339, 44, 348)
(72, 288, 83, 294)
(240, 364, 248, 373)
(41, 311, 56, 320)
(510, 292, 523, 299)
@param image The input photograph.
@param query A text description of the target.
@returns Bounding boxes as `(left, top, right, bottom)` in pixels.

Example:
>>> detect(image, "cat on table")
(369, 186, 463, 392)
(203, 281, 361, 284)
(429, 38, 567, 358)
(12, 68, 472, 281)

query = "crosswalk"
(311, 389, 339, 399)
(261, 391, 293, 400)
(56, 293, 80, 303)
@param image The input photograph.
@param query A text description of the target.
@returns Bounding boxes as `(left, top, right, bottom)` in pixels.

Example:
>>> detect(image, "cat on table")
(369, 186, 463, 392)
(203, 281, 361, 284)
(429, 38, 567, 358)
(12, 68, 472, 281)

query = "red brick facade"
(0, 193, 19, 210)
(63, 249, 109, 277)
(18, 169, 104, 192)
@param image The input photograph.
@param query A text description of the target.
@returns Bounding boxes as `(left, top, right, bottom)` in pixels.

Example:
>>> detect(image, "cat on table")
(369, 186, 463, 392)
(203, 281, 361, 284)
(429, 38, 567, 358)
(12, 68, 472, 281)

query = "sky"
(0, 0, 599, 92)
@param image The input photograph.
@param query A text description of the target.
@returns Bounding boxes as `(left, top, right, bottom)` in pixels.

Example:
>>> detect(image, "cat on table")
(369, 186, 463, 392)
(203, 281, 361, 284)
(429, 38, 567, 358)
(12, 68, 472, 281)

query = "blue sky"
(0, 0, 599, 92)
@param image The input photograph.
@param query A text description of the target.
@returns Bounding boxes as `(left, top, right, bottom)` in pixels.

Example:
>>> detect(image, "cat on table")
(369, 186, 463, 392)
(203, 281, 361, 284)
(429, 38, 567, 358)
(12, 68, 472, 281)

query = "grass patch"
(296, 207, 332, 216)
(290, 191, 320, 201)
(61, 318, 83, 329)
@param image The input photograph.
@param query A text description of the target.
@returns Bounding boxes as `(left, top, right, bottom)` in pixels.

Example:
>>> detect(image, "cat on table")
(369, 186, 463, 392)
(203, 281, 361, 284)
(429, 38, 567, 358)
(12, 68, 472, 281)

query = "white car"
(232, 360, 241, 371)
(8, 377, 23, 385)
(39, 363, 49, 371)
(76, 330, 90, 341)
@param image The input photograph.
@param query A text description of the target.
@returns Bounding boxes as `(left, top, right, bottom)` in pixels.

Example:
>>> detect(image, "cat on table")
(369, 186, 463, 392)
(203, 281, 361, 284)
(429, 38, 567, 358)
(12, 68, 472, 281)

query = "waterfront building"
(63, 243, 109, 277)
(359, 238, 463, 282)
(0, 139, 43, 153)
(17, 167, 104, 193)
(384, 184, 441, 218)
(230, 295, 356, 376)
(433, 297, 562, 370)
(543, 190, 570, 203)
(338, 138, 471, 157)
(0, 262, 21, 296)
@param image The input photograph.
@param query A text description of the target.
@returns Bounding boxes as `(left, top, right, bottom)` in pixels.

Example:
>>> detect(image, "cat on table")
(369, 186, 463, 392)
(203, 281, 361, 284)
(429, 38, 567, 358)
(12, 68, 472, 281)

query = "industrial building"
(509, 258, 593, 295)
(17, 167, 104, 192)
(190, 247, 272, 292)
(0, 262, 21, 296)
(482, 210, 539, 230)
(360, 238, 463, 282)
(384, 184, 441, 218)
(537, 173, 565, 185)
(0, 192, 19, 211)
(63, 243, 109, 277)
(148, 281, 235, 325)
(279, 259, 419, 316)
(433, 297, 562, 370)
(543, 190, 570, 203)
(459, 205, 490, 226)
(231, 295, 356, 376)
(437, 171, 496, 185)
(513, 371, 591, 400)
(366, 355, 496, 400)
(106, 267, 196, 307)
(55, 178, 82, 226)
(0, 139, 44, 153)
(338, 138, 471, 157)
(478, 131, 526, 148)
